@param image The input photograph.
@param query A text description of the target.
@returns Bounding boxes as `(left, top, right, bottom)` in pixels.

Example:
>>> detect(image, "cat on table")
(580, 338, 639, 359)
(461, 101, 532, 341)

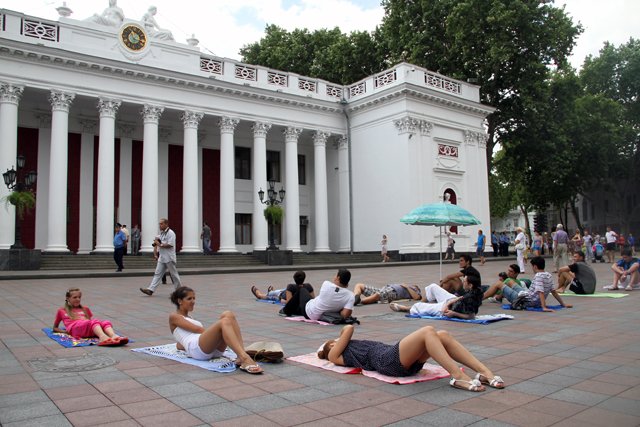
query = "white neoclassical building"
(0, 6, 493, 257)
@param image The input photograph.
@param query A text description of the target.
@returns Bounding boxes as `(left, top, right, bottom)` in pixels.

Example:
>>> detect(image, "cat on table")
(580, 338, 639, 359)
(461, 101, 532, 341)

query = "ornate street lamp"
(258, 180, 285, 250)
(3, 155, 37, 249)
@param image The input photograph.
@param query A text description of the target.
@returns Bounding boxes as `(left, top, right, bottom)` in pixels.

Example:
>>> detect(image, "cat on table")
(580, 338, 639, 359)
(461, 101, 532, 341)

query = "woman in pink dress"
(53, 288, 127, 346)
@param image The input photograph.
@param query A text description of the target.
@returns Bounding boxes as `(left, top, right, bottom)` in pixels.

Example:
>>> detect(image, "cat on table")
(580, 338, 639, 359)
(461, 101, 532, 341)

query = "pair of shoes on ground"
(449, 373, 505, 392)
(139, 288, 153, 296)
(98, 336, 129, 347)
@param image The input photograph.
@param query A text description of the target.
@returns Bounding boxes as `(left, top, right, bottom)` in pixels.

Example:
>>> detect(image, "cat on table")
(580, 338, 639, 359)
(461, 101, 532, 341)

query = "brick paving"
(0, 259, 639, 426)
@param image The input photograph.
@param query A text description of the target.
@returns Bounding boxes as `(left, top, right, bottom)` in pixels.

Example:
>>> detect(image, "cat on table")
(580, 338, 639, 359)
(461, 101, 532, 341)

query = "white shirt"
(305, 280, 355, 320)
(605, 231, 617, 244)
(157, 228, 177, 263)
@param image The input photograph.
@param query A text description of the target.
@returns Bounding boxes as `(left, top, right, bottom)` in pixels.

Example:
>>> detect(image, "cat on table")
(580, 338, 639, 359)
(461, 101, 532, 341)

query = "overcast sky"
(6, 0, 639, 71)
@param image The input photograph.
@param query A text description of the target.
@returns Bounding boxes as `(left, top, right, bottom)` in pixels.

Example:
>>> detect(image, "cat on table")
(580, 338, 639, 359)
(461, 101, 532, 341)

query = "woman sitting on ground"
(318, 324, 504, 392)
(169, 286, 263, 374)
(53, 288, 128, 346)
(389, 276, 482, 319)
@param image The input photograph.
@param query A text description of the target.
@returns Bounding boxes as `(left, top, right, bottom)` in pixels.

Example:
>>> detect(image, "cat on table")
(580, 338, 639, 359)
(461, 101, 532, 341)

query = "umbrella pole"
(439, 226, 443, 281)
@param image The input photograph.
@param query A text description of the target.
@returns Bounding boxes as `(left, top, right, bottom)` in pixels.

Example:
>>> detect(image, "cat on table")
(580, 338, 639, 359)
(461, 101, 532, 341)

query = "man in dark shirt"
(557, 251, 597, 294)
(440, 254, 481, 295)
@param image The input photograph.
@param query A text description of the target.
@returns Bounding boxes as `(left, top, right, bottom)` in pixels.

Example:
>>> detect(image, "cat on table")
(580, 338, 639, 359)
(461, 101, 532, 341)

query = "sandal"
(250, 286, 260, 299)
(267, 285, 274, 292)
(475, 373, 505, 389)
(98, 338, 119, 347)
(625, 285, 633, 291)
(449, 377, 484, 392)
(115, 337, 129, 346)
(239, 364, 263, 374)
(603, 285, 620, 290)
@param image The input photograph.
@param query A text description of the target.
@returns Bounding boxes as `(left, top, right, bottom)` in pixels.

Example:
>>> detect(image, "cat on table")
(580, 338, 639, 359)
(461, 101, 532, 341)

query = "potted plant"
(3, 190, 36, 220)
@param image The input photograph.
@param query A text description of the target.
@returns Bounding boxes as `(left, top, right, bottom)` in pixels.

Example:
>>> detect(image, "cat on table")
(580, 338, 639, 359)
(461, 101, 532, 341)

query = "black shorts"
(606, 242, 616, 251)
(569, 279, 586, 295)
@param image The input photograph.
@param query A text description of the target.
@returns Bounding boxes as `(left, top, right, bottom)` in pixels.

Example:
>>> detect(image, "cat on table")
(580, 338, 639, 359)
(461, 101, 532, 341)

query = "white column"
(284, 127, 302, 252)
(252, 121, 271, 251)
(181, 111, 204, 253)
(0, 84, 23, 249)
(77, 120, 96, 254)
(93, 98, 121, 253)
(118, 125, 134, 234)
(337, 135, 351, 252)
(45, 91, 75, 252)
(34, 115, 51, 250)
(313, 131, 330, 252)
(140, 105, 163, 253)
(218, 117, 239, 253)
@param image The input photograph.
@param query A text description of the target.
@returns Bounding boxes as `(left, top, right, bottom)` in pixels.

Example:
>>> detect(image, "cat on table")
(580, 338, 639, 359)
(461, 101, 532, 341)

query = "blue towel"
(43, 328, 133, 348)
(256, 298, 284, 305)
(404, 313, 514, 324)
(501, 304, 564, 311)
(132, 343, 238, 373)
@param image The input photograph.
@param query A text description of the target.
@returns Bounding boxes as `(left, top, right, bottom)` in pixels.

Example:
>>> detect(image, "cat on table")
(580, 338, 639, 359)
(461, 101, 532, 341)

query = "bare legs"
(557, 271, 573, 292)
(353, 283, 381, 305)
(398, 326, 499, 388)
(198, 311, 256, 368)
(92, 325, 120, 342)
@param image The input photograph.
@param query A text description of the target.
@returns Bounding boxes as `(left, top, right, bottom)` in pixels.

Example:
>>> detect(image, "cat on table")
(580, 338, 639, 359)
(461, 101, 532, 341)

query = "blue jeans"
(501, 284, 526, 303)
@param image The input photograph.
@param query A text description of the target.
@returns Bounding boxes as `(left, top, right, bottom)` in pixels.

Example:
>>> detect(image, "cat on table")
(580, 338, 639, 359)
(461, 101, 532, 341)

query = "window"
(298, 155, 306, 185)
(267, 222, 282, 246)
(267, 150, 280, 182)
(300, 216, 308, 245)
(235, 147, 251, 180)
(235, 214, 252, 244)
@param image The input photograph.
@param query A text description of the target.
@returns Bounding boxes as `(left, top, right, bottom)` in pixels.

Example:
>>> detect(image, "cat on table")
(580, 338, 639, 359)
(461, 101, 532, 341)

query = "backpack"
(319, 311, 360, 325)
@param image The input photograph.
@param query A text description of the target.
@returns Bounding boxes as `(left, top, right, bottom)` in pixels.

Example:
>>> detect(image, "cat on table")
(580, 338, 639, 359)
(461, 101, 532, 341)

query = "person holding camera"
(140, 218, 181, 296)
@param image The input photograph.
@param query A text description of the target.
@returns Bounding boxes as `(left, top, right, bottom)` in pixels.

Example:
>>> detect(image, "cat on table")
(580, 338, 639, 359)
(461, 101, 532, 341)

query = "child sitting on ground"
(53, 288, 128, 346)
(390, 275, 483, 319)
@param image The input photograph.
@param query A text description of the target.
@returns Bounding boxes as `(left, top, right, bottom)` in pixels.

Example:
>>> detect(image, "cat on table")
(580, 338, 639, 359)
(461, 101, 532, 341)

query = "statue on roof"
(142, 6, 174, 40)
(85, 0, 125, 27)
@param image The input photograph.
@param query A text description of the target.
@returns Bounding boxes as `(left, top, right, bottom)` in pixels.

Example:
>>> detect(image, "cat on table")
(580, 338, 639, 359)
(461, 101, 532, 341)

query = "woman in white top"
(514, 227, 527, 274)
(169, 286, 263, 374)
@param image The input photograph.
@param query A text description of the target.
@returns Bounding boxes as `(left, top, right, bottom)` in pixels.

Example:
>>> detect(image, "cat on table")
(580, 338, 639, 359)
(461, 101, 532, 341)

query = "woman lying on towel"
(53, 288, 128, 346)
(317, 324, 504, 392)
(169, 286, 263, 374)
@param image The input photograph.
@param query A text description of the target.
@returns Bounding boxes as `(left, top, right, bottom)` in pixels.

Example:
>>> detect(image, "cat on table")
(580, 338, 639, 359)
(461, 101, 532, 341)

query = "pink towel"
(284, 316, 333, 326)
(287, 352, 449, 384)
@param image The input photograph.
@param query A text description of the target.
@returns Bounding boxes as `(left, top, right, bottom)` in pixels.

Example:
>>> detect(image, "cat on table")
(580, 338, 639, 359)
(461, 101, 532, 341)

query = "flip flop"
(251, 286, 260, 299)
(239, 364, 263, 374)
(267, 285, 274, 292)
(98, 338, 119, 347)
(115, 337, 129, 346)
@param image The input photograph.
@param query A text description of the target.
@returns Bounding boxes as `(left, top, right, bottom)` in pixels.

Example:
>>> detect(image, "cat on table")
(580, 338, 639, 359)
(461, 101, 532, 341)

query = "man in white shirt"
(282, 269, 355, 320)
(140, 218, 181, 296)
(605, 226, 618, 263)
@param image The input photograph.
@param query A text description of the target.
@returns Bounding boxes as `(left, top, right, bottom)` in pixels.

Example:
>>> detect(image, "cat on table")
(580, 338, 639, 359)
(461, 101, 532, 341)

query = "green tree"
(240, 25, 384, 85)
(379, 0, 582, 173)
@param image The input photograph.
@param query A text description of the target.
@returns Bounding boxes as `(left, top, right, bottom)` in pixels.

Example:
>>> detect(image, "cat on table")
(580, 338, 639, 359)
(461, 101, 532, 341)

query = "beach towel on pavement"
(561, 292, 628, 298)
(287, 352, 449, 384)
(501, 304, 565, 311)
(405, 313, 514, 324)
(256, 298, 284, 305)
(132, 343, 237, 373)
(284, 316, 333, 326)
(43, 328, 133, 348)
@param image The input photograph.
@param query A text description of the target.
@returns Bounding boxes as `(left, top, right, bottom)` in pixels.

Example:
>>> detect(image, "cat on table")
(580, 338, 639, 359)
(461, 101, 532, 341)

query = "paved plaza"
(1, 259, 639, 426)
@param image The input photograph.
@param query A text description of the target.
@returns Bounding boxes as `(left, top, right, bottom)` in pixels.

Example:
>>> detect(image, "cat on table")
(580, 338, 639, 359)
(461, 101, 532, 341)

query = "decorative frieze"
(218, 116, 239, 134)
(234, 65, 256, 81)
(49, 91, 75, 112)
(22, 18, 58, 42)
(181, 111, 204, 129)
(97, 98, 121, 118)
(438, 144, 458, 158)
(393, 117, 420, 135)
(200, 57, 223, 75)
(252, 122, 272, 138)
(374, 70, 396, 88)
(267, 71, 288, 87)
(464, 130, 487, 147)
(141, 105, 164, 123)
(0, 83, 24, 104)
(420, 121, 433, 137)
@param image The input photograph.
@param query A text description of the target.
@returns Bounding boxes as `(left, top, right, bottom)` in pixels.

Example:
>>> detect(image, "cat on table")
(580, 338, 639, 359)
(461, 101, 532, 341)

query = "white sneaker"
(487, 297, 499, 303)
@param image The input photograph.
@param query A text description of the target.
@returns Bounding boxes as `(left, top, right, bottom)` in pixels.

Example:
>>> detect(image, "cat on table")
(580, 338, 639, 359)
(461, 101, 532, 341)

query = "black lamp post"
(258, 179, 285, 250)
(3, 155, 37, 249)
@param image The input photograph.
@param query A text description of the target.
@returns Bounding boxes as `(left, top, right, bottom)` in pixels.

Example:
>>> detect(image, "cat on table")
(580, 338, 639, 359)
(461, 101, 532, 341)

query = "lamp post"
(258, 180, 285, 250)
(3, 155, 37, 249)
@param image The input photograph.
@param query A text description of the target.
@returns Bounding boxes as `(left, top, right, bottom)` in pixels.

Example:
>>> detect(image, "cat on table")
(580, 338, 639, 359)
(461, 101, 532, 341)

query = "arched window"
(444, 188, 458, 234)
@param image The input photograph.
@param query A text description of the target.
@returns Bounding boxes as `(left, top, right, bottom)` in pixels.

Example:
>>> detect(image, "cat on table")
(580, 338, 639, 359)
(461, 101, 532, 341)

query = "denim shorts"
(501, 284, 526, 303)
